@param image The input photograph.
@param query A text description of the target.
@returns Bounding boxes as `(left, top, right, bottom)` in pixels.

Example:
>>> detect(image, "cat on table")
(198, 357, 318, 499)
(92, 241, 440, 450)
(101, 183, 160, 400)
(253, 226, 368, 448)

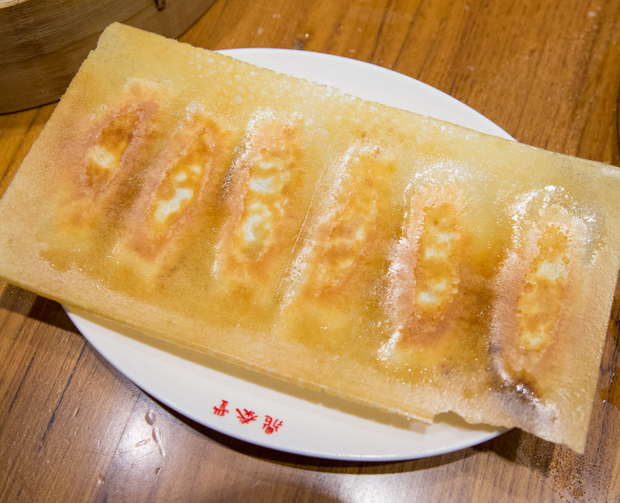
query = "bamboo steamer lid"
(0, 0, 215, 113)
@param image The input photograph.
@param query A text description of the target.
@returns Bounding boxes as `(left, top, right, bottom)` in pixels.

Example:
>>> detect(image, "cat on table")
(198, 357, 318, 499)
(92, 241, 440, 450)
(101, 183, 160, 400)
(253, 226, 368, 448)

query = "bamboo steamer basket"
(0, 0, 215, 114)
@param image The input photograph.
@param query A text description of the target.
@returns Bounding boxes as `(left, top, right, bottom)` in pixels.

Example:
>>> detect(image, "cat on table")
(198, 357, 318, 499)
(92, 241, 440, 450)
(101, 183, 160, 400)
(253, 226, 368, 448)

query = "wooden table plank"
(0, 289, 140, 501)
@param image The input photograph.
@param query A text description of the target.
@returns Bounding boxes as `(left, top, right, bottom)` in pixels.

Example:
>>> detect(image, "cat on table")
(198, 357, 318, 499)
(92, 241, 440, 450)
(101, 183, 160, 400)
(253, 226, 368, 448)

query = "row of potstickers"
(50, 82, 320, 322)
(378, 182, 594, 429)
(50, 80, 237, 297)
(49, 79, 597, 420)
(279, 147, 596, 427)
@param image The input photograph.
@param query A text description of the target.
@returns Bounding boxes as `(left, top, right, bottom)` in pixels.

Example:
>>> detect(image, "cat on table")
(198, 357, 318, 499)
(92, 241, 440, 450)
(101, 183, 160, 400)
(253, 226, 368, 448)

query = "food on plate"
(1, 23, 619, 453)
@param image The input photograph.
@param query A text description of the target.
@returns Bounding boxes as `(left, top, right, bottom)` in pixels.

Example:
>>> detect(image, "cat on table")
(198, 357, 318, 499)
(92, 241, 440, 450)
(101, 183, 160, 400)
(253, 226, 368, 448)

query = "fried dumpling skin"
(1, 23, 619, 453)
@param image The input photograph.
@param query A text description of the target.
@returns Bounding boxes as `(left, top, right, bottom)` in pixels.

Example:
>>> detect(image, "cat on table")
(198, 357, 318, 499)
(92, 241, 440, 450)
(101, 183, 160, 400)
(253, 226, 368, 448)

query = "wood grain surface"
(1, 0, 619, 501)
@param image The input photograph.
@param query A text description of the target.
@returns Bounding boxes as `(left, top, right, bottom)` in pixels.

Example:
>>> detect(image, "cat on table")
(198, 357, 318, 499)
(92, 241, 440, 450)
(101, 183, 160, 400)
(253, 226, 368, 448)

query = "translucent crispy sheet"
(1, 24, 619, 453)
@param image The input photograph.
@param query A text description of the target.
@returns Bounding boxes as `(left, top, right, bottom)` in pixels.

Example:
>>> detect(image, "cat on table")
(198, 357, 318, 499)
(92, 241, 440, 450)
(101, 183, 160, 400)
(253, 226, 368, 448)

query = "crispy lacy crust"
(1, 23, 620, 452)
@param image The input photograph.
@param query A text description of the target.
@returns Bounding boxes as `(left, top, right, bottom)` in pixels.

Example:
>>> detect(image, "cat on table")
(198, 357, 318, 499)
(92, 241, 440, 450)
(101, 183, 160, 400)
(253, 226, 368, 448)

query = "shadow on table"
(0, 283, 80, 335)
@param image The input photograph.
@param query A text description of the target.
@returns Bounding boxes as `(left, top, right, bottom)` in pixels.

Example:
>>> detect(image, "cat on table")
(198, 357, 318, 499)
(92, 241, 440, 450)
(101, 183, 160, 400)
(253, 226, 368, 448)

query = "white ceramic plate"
(65, 49, 512, 461)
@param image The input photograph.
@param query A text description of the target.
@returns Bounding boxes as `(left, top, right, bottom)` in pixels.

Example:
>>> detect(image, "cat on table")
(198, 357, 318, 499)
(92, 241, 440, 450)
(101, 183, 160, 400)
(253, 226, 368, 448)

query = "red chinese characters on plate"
(213, 399, 284, 434)
(262, 415, 284, 434)
(236, 408, 259, 425)
(213, 399, 230, 417)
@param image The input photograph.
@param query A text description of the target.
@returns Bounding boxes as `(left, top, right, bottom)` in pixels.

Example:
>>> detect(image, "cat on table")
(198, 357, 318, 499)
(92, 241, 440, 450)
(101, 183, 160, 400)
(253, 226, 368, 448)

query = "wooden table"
(1, 0, 619, 500)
